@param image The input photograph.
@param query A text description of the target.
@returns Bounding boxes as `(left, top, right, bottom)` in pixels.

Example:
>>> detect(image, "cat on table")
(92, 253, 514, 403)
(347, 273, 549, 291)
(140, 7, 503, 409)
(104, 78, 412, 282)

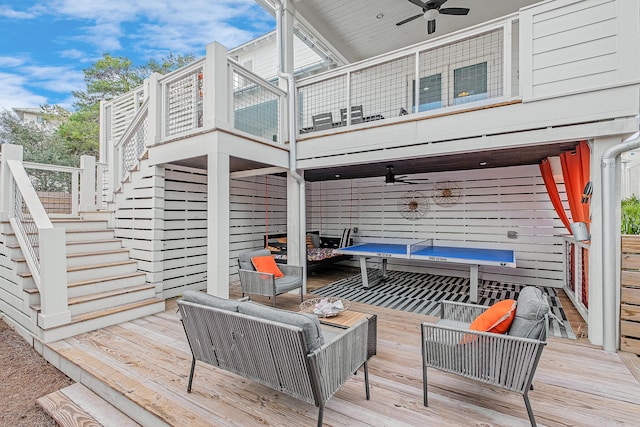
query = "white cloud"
(22, 65, 85, 93)
(0, 5, 38, 19)
(41, 0, 270, 54)
(0, 72, 48, 112)
(0, 56, 25, 67)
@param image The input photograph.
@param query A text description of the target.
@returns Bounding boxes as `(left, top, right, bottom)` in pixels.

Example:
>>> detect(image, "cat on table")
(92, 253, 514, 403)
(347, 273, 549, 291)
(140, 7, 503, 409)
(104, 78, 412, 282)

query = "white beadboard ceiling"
(259, 0, 541, 64)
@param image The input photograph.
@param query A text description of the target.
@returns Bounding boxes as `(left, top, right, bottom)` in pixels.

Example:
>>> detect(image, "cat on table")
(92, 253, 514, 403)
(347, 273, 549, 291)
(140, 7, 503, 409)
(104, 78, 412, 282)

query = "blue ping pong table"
(337, 239, 516, 302)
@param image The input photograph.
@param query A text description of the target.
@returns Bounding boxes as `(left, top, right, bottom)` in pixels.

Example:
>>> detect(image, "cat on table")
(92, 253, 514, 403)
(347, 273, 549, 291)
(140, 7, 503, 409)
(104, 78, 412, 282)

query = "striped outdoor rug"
(311, 269, 576, 339)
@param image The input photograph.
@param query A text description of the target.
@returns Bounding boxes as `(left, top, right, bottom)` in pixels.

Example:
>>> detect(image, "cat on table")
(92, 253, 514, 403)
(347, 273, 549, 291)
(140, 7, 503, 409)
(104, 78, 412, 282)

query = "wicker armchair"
(422, 289, 549, 427)
(237, 249, 304, 306)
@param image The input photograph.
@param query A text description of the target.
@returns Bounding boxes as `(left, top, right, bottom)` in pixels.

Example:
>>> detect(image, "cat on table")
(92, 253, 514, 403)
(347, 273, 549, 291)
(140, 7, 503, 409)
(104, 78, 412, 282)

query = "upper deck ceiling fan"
(396, 0, 470, 35)
(385, 165, 429, 185)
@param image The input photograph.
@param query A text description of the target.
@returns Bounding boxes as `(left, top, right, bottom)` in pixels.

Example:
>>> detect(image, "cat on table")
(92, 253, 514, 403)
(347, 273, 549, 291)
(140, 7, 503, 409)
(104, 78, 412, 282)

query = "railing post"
(0, 144, 23, 221)
(203, 41, 229, 129)
(147, 73, 162, 145)
(38, 226, 71, 328)
(79, 155, 97, 212)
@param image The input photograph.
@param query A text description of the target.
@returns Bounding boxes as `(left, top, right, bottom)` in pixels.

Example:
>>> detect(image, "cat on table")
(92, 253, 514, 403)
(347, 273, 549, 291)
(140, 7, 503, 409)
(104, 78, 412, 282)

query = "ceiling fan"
(396, 0, 470, 35)
(385, 165, 429, 185)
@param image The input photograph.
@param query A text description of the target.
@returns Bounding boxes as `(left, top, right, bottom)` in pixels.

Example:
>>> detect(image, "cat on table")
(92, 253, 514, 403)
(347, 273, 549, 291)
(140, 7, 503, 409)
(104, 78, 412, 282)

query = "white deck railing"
(0, 145, 70, 328)
(159, 59, 205, 138)
(23, 161, 80, 217)
(563, 236, 589, 321)
(296, 14, 518, 134)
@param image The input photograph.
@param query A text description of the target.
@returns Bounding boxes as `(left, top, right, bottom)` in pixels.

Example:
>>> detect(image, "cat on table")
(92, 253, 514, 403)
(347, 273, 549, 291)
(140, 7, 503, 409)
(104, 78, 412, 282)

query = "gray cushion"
(509, 286, 550, 339)
(275, 275, 303, 293)
(238, 301, 324, 352)
(309, 233, 321, 248)
(181, 290, 241, 312)
(238, 249, 271, 271)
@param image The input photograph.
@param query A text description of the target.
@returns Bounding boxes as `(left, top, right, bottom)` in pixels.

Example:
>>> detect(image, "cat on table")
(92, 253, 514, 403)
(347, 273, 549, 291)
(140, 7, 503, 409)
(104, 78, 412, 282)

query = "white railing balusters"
(6, 158, 70, 328)
(563, 236, 589, 321)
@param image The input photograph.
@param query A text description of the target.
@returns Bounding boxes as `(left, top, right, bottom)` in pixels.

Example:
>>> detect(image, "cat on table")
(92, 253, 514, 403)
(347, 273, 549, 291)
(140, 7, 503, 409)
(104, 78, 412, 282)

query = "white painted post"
(71, 169, 79, 217)
(0, 144, 23, 221)
(79, 155, 97, 212)
(203, 42, 230, 130)
(38, 227, 71, 328)
(207, 151, 230, 297)
(146, 73, 162, 145)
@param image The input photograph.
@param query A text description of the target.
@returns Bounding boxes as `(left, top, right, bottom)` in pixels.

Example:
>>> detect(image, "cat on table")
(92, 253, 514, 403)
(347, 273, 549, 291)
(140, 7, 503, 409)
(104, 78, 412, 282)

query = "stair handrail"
(6, 159, 71, 328)
(113, 98, 150, 183)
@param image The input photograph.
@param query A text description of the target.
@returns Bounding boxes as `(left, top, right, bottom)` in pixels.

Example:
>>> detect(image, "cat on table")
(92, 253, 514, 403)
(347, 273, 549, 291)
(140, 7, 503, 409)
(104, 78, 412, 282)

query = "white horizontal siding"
(521, 0, 639, 100)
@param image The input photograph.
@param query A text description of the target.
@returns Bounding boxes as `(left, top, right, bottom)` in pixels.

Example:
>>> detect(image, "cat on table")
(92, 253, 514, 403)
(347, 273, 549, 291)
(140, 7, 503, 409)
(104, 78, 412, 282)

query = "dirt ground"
(0, 318, 74, 427)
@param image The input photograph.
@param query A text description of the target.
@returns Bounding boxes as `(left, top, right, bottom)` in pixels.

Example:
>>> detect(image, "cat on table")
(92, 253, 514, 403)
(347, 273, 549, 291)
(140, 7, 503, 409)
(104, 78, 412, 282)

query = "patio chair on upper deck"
(312, 112, 334, 131)
(340, 105, 364, 125)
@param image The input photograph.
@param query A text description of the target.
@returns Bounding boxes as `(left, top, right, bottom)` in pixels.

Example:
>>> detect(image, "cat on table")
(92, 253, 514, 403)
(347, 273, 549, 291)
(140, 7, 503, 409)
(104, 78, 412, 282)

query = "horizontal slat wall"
(621, 235, 640, 355)
(307, 164, 570, 287)
(160, 166, 208, 297)
(229, 175, 288, 282)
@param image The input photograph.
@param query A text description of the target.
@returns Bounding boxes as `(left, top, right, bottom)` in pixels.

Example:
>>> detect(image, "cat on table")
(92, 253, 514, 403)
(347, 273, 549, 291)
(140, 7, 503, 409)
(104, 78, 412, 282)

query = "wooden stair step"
(18, 260, 138, 279)
(13, 248, 130, 263)
(68, 272, 147, 288)
(32, 284, 155, 312)
(70, 298, 164, 324)
(37, 383, 139, 427)
(67, 284, 155, 306)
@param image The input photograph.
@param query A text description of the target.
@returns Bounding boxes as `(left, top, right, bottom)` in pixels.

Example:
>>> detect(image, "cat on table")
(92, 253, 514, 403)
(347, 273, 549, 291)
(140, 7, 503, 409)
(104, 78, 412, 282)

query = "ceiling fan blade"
(407, 0, 428, 8)
(439, 7, 470, 15)
(427, 19, 436, 34)
(396, 13, 424, 26)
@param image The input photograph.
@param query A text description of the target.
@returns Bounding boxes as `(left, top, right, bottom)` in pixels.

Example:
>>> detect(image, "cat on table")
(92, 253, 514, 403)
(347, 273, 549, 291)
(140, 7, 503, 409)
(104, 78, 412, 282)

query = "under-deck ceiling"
(174, 140, 579, 182)
(260, 0, 541, 64)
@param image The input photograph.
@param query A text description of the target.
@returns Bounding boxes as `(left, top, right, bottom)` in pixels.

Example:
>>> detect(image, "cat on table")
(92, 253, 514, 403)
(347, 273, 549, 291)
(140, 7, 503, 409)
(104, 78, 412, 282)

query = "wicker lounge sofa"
(421, 286, 550, 426)
(178, 290, 370, 427)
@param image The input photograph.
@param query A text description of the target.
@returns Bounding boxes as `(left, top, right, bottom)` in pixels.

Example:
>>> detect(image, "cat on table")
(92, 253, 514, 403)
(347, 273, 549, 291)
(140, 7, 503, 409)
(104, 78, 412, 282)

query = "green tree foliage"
(60, 52, 195, 158)
(622, 195, 640, 235)
(0, 109, 75, 166)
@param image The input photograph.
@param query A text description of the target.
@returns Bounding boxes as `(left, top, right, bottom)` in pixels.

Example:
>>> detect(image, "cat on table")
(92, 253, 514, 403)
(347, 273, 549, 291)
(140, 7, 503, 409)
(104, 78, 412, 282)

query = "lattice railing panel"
(165, 67, 203, 136)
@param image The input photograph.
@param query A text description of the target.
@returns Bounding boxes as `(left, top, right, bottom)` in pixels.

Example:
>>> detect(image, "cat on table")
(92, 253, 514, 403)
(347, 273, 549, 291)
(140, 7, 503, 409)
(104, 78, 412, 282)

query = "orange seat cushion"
(469, 299, 517, 334)
(251, 255, 284, 278)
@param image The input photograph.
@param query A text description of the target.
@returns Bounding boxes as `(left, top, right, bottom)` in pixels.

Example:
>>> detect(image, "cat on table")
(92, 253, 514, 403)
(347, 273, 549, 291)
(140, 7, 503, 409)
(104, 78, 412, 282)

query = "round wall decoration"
(432, 181, 462, 207)
(397, 190, 430, 221)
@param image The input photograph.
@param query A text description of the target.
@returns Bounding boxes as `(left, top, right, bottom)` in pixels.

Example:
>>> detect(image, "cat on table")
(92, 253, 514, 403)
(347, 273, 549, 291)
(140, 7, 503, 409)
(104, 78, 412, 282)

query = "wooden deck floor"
(44, 269, 640, 426)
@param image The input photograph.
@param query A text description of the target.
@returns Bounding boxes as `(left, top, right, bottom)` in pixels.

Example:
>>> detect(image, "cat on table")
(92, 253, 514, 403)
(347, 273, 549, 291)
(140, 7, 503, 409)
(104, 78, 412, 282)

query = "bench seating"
(178, 290, 370, 427)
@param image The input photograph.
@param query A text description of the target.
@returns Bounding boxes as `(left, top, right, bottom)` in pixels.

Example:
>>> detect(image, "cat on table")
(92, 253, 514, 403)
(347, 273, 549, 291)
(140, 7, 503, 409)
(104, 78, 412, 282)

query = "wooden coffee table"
(318, 310, 377, 359)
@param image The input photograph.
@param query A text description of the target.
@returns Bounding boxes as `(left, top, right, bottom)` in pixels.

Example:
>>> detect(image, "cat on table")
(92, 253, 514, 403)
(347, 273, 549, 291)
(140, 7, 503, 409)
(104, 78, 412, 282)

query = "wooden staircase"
(4, 218, 165, 342)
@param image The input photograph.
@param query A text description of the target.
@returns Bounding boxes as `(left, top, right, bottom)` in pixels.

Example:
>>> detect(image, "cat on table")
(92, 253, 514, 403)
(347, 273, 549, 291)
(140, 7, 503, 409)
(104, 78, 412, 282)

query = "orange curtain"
(560, 140, 590, 224)
(540, 140, 591, 234)
(540, 159, 572, 233)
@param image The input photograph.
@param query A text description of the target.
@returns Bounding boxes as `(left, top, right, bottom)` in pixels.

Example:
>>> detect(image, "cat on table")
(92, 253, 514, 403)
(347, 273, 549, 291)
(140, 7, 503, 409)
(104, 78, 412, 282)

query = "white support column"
(38, 227, 71, 328)
(0, 144, 23, 220)
(287, 172, 302, 266)
(79, 155, 97, 212)
(203, 42, 230, 130)
(279, 0, 295, 139)
(589, 136, 623, 346)
(207, 151, 230, 298)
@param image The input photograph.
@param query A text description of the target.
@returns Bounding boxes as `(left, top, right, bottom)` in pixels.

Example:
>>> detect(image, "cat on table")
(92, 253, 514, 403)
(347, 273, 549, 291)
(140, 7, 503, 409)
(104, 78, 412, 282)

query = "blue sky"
(0, 0, 274, 112)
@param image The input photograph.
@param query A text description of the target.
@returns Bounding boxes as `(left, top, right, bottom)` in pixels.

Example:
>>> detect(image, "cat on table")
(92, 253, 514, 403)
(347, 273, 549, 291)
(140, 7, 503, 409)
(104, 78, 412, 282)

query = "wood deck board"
(44, 281, 640, 427)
